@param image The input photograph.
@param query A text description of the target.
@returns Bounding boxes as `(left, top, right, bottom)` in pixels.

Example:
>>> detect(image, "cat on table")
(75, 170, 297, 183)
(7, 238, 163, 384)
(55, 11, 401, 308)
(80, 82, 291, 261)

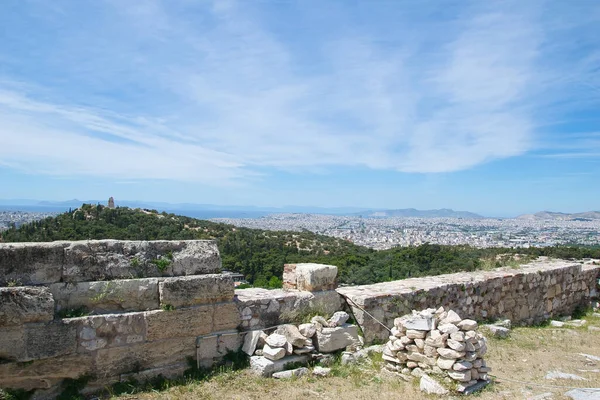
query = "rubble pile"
(244, 311, 361, 377)
(383, 307, 491, 393)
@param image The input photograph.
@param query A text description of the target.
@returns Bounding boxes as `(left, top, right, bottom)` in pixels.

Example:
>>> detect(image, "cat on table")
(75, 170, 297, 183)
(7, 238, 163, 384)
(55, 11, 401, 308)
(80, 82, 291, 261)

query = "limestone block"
(49, 278, 159, 314)
(249, 355, 310, 377)
(25, 321, 77, 360)
(0, 287, 54, 327)
(146, 306, 213, 341)
(263, 344, 286, 361)
(401, 314, 434, 331)
(213, 302, 241, 332)
(315, 324, 360, 353)
(75, 312, 146, 351)
(420, 374, 449, 395)
(96, 336, 196, 377)
(120, 362, 188, 383)
(327, 311, 350, 327)
(283, 263, 338, 292)
(0, 353, 93, 391)
(298, 323, 316, 338)
(62, 240, 221, 282)
(274, 324, 307, 347)
(196, 331, 242, 368)
(0, 326, 25, 361)
(437, 348, 465, 359)
(0, 242, 66, 286)
(272, 367, 309, 379)
(242, 330, 262, 355)
(159, 274, 234, 308)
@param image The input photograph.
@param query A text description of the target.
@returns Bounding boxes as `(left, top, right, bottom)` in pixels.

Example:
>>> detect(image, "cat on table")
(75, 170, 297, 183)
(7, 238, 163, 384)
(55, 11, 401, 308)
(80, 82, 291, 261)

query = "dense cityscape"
(213, 214, 600, 249)
(0, 211, 58, 230)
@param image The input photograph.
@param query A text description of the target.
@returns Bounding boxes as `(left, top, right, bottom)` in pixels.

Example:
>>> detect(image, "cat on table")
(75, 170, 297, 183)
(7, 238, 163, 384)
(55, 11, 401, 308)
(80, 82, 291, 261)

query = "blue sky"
(0, 0, 599, 216)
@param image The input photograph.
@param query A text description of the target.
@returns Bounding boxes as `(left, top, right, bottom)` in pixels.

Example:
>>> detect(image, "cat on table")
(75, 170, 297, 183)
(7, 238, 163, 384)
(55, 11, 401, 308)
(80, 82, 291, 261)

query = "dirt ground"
(113, 313, 600, 400)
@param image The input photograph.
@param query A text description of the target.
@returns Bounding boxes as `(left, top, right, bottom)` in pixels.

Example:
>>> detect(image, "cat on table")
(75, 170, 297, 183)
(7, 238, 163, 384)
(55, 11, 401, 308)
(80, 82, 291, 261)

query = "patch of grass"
(130, 257, 140, 268)
(56, 306, 89, 319)
(151, 256, 171, 273)
(279, 306, 328, 325)
(0, 388, 34, 400)
(162, 304, 175, 311)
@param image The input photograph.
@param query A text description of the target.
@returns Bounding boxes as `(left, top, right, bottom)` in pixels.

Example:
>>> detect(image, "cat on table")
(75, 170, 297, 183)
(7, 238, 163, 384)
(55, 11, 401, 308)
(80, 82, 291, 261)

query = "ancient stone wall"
(338, 259, 600, 343)
(0, 240, 239, 399)
(1, 241, 598, 399)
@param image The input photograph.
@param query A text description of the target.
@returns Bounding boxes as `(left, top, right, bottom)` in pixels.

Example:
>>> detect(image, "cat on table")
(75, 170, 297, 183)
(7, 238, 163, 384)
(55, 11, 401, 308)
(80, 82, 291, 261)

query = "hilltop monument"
(108, 196, 115, 209)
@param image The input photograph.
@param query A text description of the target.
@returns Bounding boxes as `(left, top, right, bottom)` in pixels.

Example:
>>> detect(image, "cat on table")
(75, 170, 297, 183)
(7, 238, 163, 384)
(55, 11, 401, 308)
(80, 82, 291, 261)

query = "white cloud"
(0, 0, 597, 183)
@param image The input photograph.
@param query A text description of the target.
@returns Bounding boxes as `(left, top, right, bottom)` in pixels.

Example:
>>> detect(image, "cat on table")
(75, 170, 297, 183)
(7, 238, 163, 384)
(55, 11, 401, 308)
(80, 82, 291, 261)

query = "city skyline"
(1, 1, 599, 215)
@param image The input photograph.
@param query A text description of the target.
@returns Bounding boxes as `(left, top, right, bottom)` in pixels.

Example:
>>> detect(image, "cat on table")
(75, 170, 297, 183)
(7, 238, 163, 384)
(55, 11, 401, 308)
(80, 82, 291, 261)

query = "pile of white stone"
(383, 307, 491, 394)
(244, 311, 361, 377)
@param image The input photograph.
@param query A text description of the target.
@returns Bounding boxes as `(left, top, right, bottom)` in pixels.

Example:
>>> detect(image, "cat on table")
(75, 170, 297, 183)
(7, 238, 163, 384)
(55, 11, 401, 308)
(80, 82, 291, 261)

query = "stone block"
(315, 324, 360, 353)
(159, 274, 234, 308)
(249, 355, 310, 377)
(0, 326, 25, 361)
(212, 302, 241, 332)
(62, 240, 221, 282)
(283, 263, 338, 292)
(95, 337, 197, 377)
(0, 287, 54, 327)
(0, 242, 66, 286)
(25, 320, 77, 360)
(49, 278, 159, 314)
(146, 306, 213, 341)
(120, 362, 188, 383)
(196, 331, 242, 368)
(73, 312, 146, 351)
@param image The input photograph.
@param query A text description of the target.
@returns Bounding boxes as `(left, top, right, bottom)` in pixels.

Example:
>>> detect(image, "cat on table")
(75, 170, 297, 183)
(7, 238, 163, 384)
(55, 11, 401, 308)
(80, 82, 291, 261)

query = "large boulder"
(0, 287, 54, 327)
(275, 324, 307, 347)
(283, 263, 337, 291)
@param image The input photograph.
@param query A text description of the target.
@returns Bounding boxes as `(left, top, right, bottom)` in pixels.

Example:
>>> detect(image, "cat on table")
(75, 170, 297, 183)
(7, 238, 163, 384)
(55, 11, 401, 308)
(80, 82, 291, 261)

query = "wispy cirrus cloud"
(0, 0, 598, 184)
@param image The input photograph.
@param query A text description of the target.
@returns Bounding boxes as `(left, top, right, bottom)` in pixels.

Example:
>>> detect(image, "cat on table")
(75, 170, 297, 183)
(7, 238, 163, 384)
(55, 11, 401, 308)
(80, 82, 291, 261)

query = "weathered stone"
(550, 320, 565, 327)
(420, 374, 449, 395)
(441, 310, 462, 325)
(242, 330, 263, 356)
(0, 287, 54, 327)
(315, 324, 360, 353)
(272, 367, 309, 379)
(213, 302, 240, 331)
(146, 306, 213, 341)
(406, 329, 427, 339)
(461, 379, 491, 394)
(402, 314, 434, 331)
(437, 357, 456, 370)
(0, 326, 25, 361)
(0, 242, 66, 286)
(411, 367, 425, 377)
(196, 331, 241, 367)
(486, 325, 510, 338)
(265, 333, 287, 348)
(312, 366, 331, 377)
(25, 321, 77, 360)
(438, 324, 459, 334)
(447, 339, 466, 352)
(299, 323, 316, 338)
(49, 278, 159, 314)
(453, 361, 473, 371)
(249, 355, 309, 377)
(437, 348, 465, 359)
(62, 240, 221, 282)
(564, 388, 600, 400)
(263, 344, 286, 361)
(545, 371, 587, 381)
(75, 312, 147, 350)
(275, 324, 307, 347)
(328, 311, 350, 327)
(96, 336, 196, 376)
(159, 274, 233, 308)
(457, 319, 478, 331)
(448, 369, 472, 382)
(283, 263, 337, 291)
(450, 331, 465, 342)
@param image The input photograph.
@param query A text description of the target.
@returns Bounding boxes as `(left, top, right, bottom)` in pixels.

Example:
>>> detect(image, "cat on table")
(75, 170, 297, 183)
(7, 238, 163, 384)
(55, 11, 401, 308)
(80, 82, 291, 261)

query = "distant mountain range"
(353, 208, 484, 219)
(516, 211, 600, 221)
(1, 199, 598, 220)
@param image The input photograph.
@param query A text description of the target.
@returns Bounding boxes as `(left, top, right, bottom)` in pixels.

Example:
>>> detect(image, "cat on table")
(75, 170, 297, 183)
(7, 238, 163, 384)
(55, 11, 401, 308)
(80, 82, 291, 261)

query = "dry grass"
(112, 314, 600, 400)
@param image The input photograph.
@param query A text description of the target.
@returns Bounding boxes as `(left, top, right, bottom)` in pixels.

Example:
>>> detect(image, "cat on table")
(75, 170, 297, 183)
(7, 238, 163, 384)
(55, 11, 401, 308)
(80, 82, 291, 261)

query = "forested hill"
(2, 204, 599, 287)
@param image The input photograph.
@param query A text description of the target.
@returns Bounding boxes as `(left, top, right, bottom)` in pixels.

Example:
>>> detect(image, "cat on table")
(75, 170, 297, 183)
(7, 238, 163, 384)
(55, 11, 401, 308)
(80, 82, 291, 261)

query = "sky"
(0, 0, 599, 217)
